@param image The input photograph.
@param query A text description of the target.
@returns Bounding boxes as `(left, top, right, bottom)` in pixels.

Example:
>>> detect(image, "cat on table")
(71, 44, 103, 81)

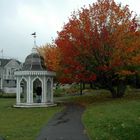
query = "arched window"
(33, 77, 42, 103)
(20, 78, 27, 103)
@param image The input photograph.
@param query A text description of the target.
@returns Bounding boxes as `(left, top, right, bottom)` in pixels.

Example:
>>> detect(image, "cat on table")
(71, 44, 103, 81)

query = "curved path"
(36, 104, 89, 140)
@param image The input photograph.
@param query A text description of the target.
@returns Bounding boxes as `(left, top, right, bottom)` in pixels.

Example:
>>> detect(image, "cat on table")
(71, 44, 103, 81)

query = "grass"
(56, 87, 140, 140)
(54, 87, 140, 140)
(0, 93, 16, 98)
(82, 90, 140, 140)
(0, 98, 62, 140)
(56, 89, 115, 106)
(0, 88, 140, 140)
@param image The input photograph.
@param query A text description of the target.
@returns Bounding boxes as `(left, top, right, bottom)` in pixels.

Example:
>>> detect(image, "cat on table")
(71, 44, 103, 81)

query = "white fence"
(3, 87, 16, 93)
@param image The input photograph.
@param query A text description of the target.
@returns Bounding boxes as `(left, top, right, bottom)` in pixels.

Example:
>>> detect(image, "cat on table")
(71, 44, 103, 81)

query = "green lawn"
(55, 88, 140, 140)
(0, 89, 140, 140)
(83, 96, 140, 140)
(0, 98, 62, 140)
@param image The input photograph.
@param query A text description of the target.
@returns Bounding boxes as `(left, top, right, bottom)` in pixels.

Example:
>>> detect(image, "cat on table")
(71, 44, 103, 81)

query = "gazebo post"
(42, 76, 47, 103)
(27, 77, 30, 104)
(16, 77, 21, 105)
(51, 78, 54, 103)
(30, 79, 33, 104)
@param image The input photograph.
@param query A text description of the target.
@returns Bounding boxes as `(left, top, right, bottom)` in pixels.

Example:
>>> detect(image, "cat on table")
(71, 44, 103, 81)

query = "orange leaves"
(117, 70, 136, 76)
(131, 56, 140, 65)
(38, 44, 61, 72)
(96, 65, 111, 71)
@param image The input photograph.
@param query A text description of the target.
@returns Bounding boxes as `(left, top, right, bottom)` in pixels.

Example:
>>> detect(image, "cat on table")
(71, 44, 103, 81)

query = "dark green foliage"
(0, 93, 16, 98)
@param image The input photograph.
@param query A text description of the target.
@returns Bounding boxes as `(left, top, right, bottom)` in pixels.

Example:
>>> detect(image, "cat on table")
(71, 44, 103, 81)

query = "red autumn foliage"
(39, 0, 140, 98)
(55, 0, 140, 86)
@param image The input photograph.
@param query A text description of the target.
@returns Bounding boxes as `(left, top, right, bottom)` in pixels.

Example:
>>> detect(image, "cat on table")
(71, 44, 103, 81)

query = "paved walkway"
(36, 104, 89, 140)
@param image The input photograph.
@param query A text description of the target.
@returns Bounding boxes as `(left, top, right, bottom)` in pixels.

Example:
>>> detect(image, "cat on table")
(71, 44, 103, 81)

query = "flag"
(31, 32, 36, 36)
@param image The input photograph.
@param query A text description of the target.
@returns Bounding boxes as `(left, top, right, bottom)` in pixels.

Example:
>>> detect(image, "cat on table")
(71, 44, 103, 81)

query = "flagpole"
(0, 49, 3, 58)
(2, 50, 3, 58)
(31, 32, 37, 47)
(33, 34, 36, 47)
(31, 32, 38, 53)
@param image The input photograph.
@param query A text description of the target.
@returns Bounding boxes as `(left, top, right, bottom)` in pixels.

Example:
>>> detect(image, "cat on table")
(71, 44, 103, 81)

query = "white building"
(0, 58, 22, 93)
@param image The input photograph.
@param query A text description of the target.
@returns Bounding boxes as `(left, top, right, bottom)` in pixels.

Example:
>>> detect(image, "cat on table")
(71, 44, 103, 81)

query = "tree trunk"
(82, 83, 85, 90)
(90, 82, 94, 89)
(109, 80, 126, 98)
(109, 87, 117, 98)
(136, 74, 140, 88)
(80, 82, 83, 95)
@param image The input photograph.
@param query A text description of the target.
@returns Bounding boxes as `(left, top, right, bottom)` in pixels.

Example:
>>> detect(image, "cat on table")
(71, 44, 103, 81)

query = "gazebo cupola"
(14, 33, 56, 107)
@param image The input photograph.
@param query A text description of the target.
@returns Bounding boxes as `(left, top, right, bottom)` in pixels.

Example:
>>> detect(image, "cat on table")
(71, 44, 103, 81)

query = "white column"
(42, 76, 46, 103)
(16, 77, 20, 104)
(46, 78, 48, 103)
(51, 78, 54, 103)
(41, 79, 43, 103)
(46, 78, 50, 103)
(24, 81, 27, 103)
(0, 78, 3, 90)
(27, 76, 30, 104)
(30, 77, 33, 104)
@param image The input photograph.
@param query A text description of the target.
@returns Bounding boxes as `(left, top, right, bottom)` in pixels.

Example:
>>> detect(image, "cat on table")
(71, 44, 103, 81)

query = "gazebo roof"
(15, 48, 56, 77)
(22, 48, 46, 71)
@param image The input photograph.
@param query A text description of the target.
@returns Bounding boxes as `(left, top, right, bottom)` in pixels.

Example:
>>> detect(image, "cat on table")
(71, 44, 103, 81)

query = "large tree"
(55, 0, 140, 98)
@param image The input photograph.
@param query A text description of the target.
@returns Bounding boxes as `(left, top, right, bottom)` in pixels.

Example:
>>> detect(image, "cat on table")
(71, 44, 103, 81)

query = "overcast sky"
(0, 0, 140, 62)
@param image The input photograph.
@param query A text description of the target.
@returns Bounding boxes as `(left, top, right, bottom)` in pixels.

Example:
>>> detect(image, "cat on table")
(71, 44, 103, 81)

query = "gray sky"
(0, 0, 140, 62)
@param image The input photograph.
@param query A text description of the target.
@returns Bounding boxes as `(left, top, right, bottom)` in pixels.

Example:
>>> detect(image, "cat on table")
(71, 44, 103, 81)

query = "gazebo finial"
(31, 32, 37, 53)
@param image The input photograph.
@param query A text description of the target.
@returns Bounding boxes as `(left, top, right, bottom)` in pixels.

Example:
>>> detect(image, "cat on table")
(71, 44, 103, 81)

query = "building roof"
(0, 58, 11, 67)
(22, 50, 46, 71)
(0, 58, 21, 67)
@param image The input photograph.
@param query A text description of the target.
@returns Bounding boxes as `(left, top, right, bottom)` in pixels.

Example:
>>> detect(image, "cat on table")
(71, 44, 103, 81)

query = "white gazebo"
(14, 48, 56, 107)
